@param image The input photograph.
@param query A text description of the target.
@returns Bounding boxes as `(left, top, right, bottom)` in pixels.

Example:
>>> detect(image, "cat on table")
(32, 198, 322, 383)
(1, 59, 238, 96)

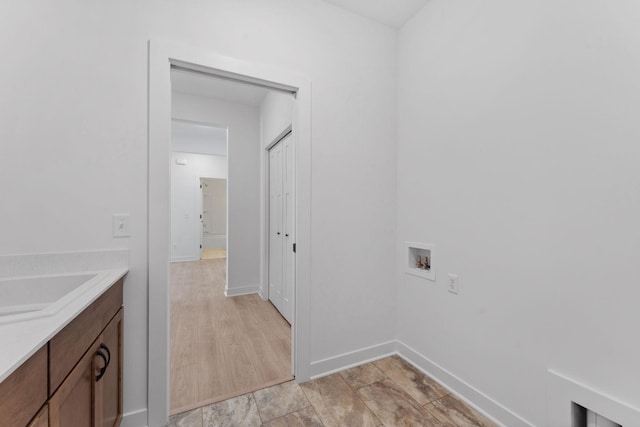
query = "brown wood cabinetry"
(49, 344, 95, 427)
(0, 346, 47, 427)
(27, 405, 48, 427)
(49, 280, 123, 394)
(49, 308, 123, 427)
(0, 278, 124, 427)
(95, 308, 124, 427)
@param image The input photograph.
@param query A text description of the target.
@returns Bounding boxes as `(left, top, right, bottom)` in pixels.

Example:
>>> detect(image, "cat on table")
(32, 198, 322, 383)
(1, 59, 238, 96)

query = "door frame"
(148, 40, 312, 427)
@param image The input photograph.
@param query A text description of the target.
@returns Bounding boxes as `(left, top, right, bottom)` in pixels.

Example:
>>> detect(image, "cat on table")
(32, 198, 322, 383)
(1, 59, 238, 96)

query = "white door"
(200, 180, 207, 256)
(281, 135, 295, 323)
(269, 143, 284, 313)
(268, 134, 294, 323)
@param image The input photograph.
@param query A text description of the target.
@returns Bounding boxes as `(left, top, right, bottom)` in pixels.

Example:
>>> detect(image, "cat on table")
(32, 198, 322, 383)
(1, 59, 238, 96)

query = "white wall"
(397, 1, 640, 425)
(0, 1, 397, 422)
(173, 92, 261, 293)
(170, 152, 226, 261)
(171, 120, 227, 156)
(260, 91, 294, 147)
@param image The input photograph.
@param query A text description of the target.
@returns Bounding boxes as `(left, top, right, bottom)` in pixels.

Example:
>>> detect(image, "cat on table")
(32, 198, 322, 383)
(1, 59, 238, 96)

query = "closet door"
(269, 142, 284, 313)
(281, 135, 294, 323)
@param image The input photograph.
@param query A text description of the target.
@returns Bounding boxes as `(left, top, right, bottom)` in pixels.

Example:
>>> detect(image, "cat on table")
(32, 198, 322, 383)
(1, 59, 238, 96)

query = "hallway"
(170, 259, 292, 414)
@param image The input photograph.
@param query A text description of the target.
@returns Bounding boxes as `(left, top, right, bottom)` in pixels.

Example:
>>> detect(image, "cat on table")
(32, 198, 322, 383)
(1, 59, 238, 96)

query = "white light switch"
(113, 214, 130, 238)
(448, 274, 459, 294)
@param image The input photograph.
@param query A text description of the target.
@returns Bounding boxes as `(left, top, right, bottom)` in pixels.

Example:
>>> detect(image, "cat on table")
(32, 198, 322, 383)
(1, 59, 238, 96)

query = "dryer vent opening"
(572, 402, 622, 427)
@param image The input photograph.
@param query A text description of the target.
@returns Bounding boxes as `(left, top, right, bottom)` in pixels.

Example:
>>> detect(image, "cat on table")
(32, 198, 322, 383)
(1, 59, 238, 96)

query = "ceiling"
(321, 0, 429, 29)
(171, 68, 270, 106)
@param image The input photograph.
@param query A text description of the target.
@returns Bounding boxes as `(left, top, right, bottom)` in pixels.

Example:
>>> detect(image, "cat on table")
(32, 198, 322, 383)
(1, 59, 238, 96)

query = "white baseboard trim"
(309, 340, 397, 379)
(396, 341, 533, 427)
(224, 284, 260, 297)
(120, 408, 148, 427)
(258, 286, 268, 301)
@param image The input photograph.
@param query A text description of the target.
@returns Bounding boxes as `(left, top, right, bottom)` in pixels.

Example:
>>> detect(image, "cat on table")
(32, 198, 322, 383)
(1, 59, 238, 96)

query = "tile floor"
(169, 355, 497, 427)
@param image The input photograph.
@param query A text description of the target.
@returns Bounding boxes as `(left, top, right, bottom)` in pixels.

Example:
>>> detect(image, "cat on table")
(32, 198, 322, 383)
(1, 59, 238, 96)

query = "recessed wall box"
(405, 242, 435, 281)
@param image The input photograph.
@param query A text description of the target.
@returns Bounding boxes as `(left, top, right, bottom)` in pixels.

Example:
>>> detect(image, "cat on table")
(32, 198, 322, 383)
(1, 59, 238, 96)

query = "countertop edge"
(0, 268, 128, 382)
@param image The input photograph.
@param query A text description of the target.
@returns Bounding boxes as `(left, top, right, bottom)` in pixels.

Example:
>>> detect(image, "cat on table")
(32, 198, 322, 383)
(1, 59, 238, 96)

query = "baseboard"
(396, 341, 533, 427)
(309, 340, 397, 379)
(120, 408, 148, 427)
(224, 284, 260, 297)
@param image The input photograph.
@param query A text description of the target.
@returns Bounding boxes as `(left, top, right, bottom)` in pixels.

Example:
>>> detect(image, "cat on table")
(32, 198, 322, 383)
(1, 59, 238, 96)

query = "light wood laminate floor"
(170, 259, 292, 415)
(169, 355, 498, 427)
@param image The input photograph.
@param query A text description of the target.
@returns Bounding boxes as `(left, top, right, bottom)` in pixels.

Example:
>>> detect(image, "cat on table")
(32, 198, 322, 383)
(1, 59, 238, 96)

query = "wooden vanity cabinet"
(48, 342, 95, 427)
(0, 345, 47, 427)
(49, 280, 124, 427)
(0, 278, 124, 427)
(48, 308, 123, 427)
(95, 308, 123, 427)
(27, 405, 48, 427)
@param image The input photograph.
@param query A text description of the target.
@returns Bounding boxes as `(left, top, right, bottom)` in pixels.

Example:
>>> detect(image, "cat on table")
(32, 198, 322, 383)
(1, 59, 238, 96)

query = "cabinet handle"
(95, 349, 108, 381)
(100, 343, 111, 366)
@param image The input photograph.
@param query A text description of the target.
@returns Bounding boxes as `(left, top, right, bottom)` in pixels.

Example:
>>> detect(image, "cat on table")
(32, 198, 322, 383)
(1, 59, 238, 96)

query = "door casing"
(148, 40, 312, 427)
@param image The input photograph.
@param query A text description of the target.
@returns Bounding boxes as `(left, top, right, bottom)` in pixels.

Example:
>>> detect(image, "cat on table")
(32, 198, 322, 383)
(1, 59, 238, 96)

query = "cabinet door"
(28, 405, 48, 427)
(95, 308, 123, 427)
(49, 338, 99, 427)
(49, 309, 123, 427)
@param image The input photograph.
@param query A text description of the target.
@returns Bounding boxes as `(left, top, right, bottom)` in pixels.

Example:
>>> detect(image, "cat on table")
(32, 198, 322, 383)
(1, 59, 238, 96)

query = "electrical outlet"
(447, 273, 459, 294)
(113, 214, 130, 238)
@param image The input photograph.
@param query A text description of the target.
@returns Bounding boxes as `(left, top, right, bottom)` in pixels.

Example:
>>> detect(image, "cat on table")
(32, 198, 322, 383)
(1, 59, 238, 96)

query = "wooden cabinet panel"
(49, 279, 123, 394)
(96, 309, 123, 427)
(49, 309, 124, 427)
(48, 337, 100, 427)
(28, 404, 48, 427)
(0, 345, 47, 427)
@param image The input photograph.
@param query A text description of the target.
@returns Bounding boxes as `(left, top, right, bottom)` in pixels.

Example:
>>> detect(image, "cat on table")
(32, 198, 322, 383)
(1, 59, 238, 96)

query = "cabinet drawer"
(0, 345, 47, 427)
(49, 279, 123, 394)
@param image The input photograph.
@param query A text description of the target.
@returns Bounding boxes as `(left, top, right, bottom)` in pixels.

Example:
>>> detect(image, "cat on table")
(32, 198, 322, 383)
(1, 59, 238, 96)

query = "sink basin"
(0, 273, 98, 324)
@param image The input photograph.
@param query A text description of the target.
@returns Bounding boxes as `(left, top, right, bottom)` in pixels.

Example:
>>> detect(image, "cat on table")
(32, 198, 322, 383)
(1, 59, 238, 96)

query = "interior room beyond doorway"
(169, 68, 297, 414)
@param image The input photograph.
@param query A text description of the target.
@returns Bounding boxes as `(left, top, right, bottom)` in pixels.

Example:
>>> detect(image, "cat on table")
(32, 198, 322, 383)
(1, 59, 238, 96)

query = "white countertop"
(0, 268, 127, 382)
(0, 250, 128, 383)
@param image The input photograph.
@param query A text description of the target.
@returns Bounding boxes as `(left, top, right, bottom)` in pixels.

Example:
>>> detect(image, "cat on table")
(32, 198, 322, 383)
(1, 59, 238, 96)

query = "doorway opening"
(168, 67, 295, 414)
(148, 41, 312, 426)
(200, 177, 227, 261)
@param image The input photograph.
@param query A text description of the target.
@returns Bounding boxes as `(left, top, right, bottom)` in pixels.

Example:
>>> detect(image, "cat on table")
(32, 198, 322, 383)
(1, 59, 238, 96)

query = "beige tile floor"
(169, 355, 498, 427)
